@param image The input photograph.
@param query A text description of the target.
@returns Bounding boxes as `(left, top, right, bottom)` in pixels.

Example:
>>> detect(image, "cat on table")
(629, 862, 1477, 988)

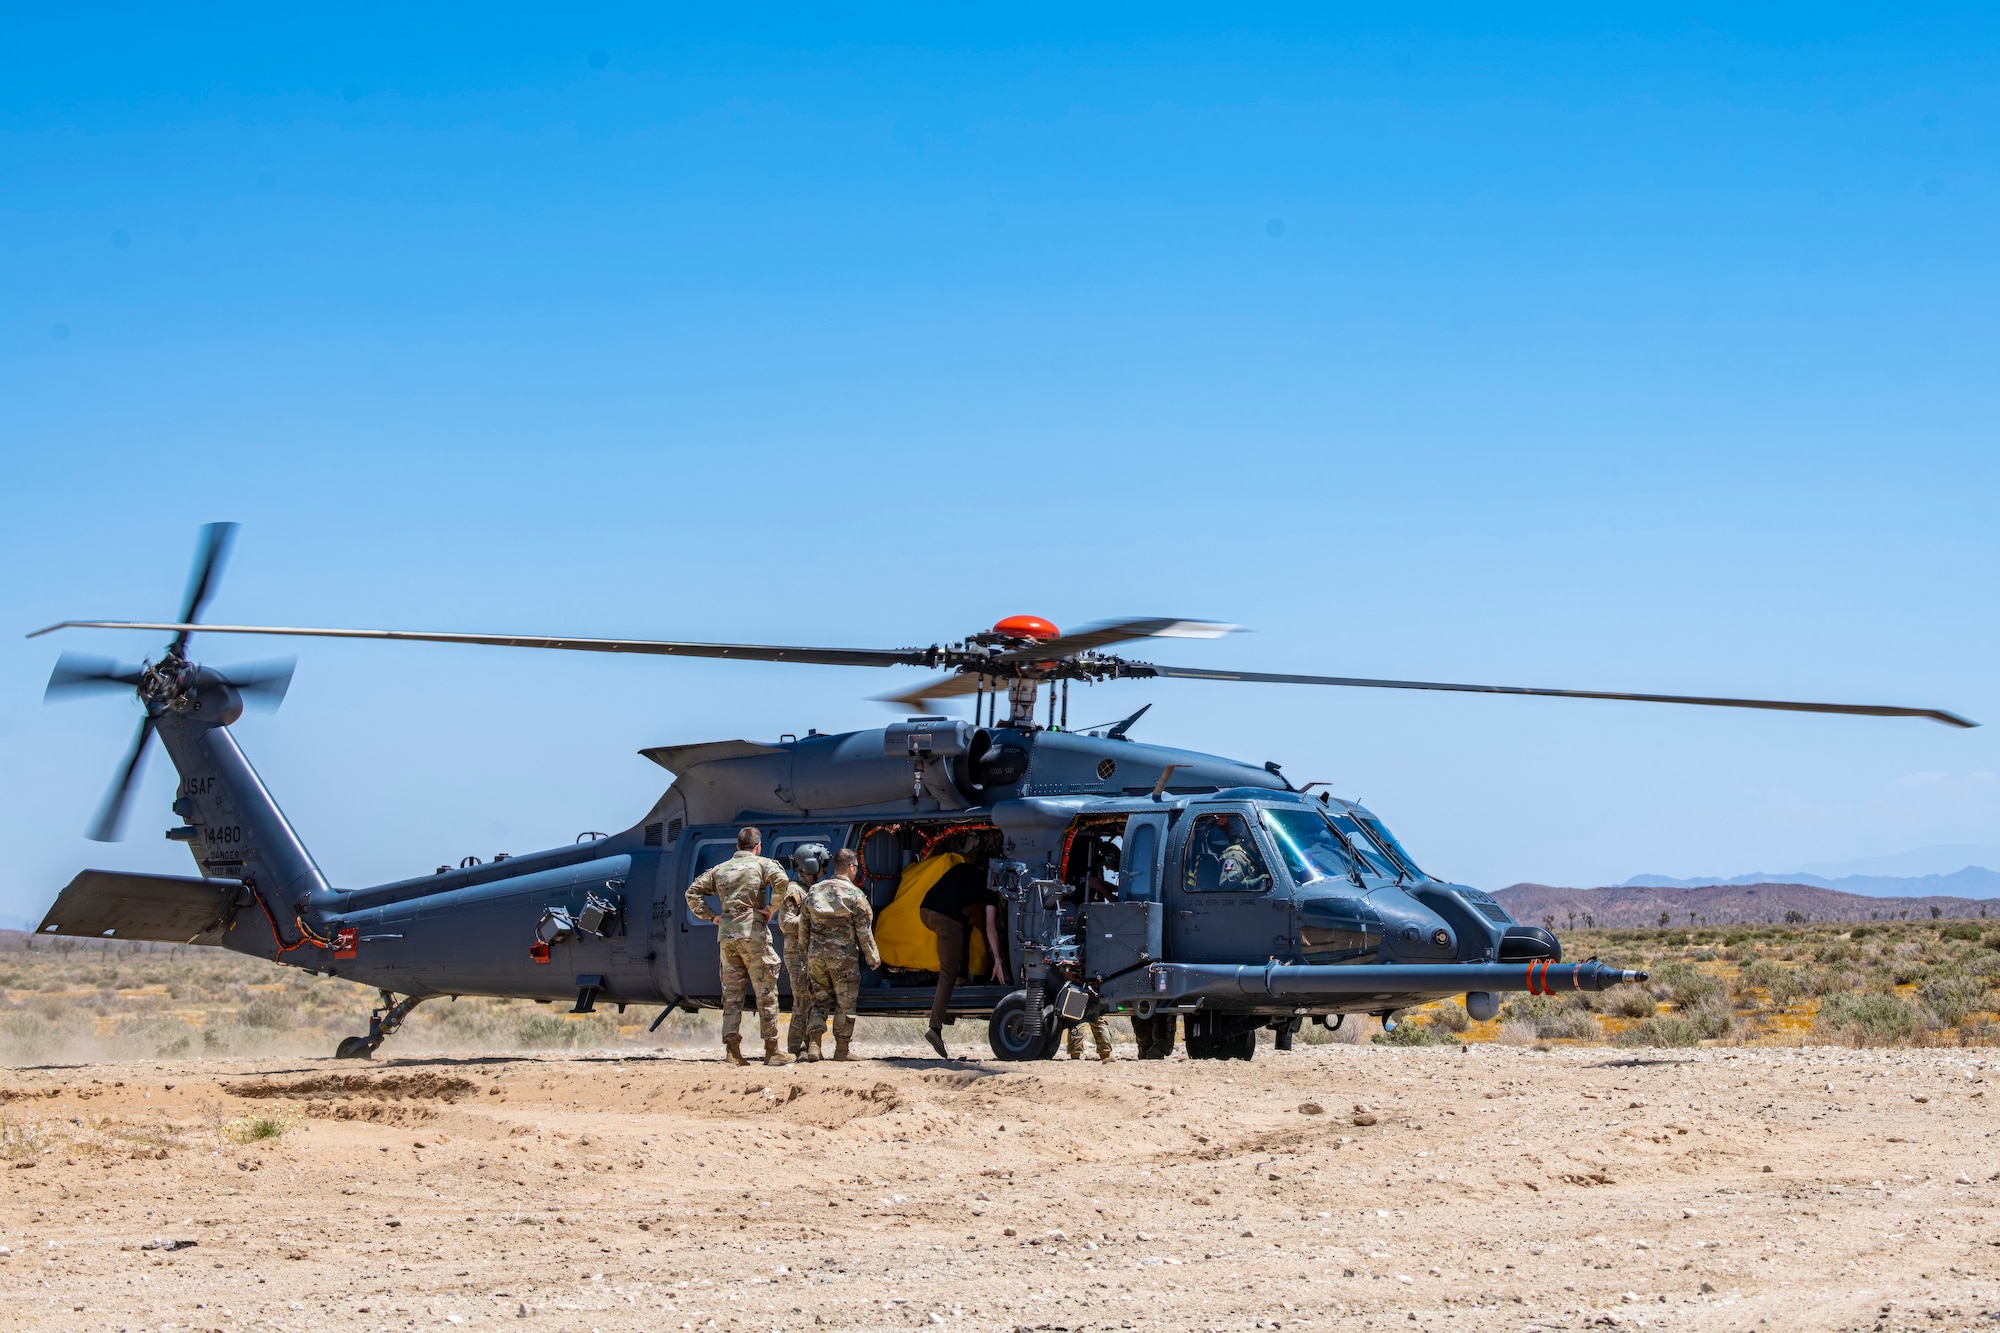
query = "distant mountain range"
(1619, 866, 2000, 899)
(1495, 881, 1997, 929)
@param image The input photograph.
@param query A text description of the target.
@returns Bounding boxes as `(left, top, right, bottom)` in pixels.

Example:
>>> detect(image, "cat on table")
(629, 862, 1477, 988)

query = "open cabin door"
(1083, 812, 1167, 981)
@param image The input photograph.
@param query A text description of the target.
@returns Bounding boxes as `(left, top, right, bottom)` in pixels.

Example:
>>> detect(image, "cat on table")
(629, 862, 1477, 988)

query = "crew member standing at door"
(685, 826, 795, 1067)
(920, 857, 1008, 1059)
(802, 848, 881, 1062)
(778, 844, 831, 1059)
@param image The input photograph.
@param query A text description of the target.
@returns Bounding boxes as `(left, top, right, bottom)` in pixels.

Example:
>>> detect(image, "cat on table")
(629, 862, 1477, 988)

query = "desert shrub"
(240, 995, 295, 1030)
(1891, 962, 1931, 987)
(514, 1012, 621, 1049)
(1496, 1020, 1538, 1047)
(1814, 992, 1932, 1047)
(1848, 927, 1873, 941)
(1940, 924, 1982, 943)
(1651, 961, 1725, 1012)
(1499, 994, 1599, 1039)
(1919, 974, 1989, 1028)
(225, 1105, 302, 1143)
(1499, 994, 1562, 1025)
(1537, 1010, 1602, 1041)
(1810, 966, 1862, 997)
(1613, 1016, 1703, 1048)
(1425, 1002, 1470, 1033)
(1769, 968, 1812, 1008)
(1735, 959, 1781, 999)
(1610, 989, 1659, 1018)
(1688, 996, 1734, 1038)
(1373, 1020, 1453, 1047)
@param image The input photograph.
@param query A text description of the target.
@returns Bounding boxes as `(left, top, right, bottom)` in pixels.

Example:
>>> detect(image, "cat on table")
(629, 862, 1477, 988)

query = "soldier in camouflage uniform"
(1063, 1014, 1118, 1061)
(1064, 866, 1117, 1061)
(801, 848, 881, 1062)
(778, 843, 831, 1058)
(684, 826, 795, 1066)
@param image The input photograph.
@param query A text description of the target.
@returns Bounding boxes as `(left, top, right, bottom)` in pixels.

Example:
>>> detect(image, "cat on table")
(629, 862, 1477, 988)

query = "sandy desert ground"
(4, 1036, 1997, 1333)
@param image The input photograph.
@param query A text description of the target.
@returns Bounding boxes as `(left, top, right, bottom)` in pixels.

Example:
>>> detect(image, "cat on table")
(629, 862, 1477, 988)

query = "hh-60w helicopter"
(30, 526, 1976, 1062)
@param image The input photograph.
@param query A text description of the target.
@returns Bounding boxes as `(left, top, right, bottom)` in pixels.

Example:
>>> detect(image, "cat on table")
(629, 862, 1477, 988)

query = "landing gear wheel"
(334, 1035, 376, 1060)
(987, 990, 1055, 1061)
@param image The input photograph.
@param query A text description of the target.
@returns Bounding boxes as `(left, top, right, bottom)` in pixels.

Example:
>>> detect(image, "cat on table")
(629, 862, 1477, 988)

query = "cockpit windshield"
(1326, 811, 1403, 880)
(1356, 812, 1425, 880)
(1263, 809, 1358, 887)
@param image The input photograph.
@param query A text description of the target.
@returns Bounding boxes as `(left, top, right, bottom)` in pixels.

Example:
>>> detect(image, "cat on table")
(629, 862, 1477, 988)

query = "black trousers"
(922, 907, 967, 1031)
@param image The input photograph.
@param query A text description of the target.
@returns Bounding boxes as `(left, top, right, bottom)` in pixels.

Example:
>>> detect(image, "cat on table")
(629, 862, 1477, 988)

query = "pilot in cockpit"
(1190, 813, 1271, 892)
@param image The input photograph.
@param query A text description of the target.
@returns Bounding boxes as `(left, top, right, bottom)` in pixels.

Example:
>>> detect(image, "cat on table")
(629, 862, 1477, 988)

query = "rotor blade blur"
(991, 617, 1240, 665)
(1145, 664, 1978, 728)
(44, 653, 144, 702)
(26, 620, 931, 668)
(87, 716, 156, 843)
(213, 658, 296, 709)
(873, 673, 984, 712)
(171, 522, 238, 655)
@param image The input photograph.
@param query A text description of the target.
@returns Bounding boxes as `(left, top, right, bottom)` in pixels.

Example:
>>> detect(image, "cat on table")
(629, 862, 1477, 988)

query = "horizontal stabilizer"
(638, 739, 790, 773)
(35, 870, 243, 945)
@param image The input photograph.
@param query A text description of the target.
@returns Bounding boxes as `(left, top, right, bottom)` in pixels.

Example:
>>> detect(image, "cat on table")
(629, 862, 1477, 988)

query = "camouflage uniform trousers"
(803, 952, 863, 1044)
(783, 944, 822, 1052)
(718, 936, 783, 1043)
(1065, 1016, 1116, 1059)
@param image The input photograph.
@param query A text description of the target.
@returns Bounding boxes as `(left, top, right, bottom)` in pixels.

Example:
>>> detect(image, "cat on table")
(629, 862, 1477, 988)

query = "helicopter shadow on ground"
(1588, 1057, 1700, 1070)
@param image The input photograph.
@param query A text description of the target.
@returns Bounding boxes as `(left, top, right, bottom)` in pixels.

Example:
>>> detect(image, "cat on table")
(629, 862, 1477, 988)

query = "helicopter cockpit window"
(1326, 813, 1401, 880)
(1263, 809, 1357, 888)
(1356, 813, 1424, 880)
(1184, 813, 1273, 893)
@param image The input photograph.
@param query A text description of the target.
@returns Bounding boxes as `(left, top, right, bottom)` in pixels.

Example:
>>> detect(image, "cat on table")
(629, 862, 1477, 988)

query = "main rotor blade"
(45, 652, 144, 702)
(874, 673, 985, 712)
(87, 716, 156, 843)
(991, 617, 1239, 665)
(1146, 664, 1979, 728)
(27, 621, 930, 669)
(172, 522, 238, 655)
(213, 658, 296, 709)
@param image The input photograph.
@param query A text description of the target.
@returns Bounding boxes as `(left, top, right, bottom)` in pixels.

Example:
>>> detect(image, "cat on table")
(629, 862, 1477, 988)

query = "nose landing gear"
(335, 990, 428, 1059)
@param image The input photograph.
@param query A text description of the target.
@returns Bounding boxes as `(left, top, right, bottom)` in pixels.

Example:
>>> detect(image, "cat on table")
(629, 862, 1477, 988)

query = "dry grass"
(5, 917, 1996, 1065)
(1393, 918, 2000, 1050)
(0, 931, 726, 1065)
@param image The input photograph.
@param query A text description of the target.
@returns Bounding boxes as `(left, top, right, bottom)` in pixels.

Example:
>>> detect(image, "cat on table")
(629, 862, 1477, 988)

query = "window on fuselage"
(1183, 812, 1274, 893)
(687, 840, 738, 918)
(1356, 813, 1425, 880)
(1326, 812, 1400, 880)
(1263, 808, 1358, 888)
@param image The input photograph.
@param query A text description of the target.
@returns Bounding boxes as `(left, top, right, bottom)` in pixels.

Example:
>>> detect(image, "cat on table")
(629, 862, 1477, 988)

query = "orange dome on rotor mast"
(992, 615, 1060, 642)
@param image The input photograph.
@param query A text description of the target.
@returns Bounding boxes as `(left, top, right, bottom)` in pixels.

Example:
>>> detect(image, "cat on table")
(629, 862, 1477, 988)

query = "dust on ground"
(4, 1038, 1996, 1333)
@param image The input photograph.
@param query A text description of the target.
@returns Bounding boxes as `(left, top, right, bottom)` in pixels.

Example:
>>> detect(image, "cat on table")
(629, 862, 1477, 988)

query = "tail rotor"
(39, 522, 293, 842)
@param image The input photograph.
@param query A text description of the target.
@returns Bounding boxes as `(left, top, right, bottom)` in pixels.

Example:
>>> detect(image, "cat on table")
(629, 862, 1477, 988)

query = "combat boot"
(763, 1039, 795, 1066)
(804, 1035, 823, 1063)
(1098, 1048, 1116, 1063)
(723, 1033, 747, 1066)
(832, 1037, 856, 1061)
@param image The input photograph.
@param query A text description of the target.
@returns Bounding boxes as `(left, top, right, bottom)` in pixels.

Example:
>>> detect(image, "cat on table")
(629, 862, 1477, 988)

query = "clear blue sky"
(5, 7, 1997, 922)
